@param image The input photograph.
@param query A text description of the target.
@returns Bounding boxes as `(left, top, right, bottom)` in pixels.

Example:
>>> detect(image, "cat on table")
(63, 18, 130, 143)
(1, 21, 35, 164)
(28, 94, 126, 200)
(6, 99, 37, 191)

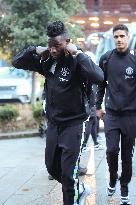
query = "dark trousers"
(104, 113, 135, 187)
(96, 117, 100, 137)
(84, 115, 98, 146)
(45, 122, 84, 205)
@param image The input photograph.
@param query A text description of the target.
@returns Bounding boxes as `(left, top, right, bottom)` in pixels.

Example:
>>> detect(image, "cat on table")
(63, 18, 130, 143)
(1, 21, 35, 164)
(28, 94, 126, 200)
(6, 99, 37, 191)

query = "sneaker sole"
(120, 200, 131, 205)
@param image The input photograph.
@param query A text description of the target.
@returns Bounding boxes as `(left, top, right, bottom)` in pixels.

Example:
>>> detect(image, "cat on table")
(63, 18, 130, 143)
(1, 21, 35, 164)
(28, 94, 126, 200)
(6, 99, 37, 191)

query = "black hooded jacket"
(12, 46, 104, 125)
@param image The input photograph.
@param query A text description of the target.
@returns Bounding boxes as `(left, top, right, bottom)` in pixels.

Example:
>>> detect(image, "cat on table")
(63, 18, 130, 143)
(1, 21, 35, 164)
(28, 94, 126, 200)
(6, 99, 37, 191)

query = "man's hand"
(65, 43, 82, 56)
(96, 109, 105, 120)
(36, 46, 49, 55)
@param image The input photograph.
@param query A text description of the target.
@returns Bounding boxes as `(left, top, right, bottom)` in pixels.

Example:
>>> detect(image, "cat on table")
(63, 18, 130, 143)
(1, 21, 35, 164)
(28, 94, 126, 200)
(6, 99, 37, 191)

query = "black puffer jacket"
(12, 46, 104, 125)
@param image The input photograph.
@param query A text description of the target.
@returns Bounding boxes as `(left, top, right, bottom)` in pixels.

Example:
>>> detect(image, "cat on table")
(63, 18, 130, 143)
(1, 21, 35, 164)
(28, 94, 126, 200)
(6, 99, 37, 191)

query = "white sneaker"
(107, 185, 116, 196)
(94, 144, 105, 150)
(79, 183, 91, 205)
(82, 146, 91, 153)
(120, 195, 131, 204)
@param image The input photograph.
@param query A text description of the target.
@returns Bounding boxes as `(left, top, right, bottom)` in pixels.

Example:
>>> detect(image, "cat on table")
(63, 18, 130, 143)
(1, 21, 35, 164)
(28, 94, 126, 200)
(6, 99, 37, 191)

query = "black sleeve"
(96, 54, 107, 109)
(77, 53, 104, 84)
(89, 86, 95, 107)
(12, 46, 44, 76)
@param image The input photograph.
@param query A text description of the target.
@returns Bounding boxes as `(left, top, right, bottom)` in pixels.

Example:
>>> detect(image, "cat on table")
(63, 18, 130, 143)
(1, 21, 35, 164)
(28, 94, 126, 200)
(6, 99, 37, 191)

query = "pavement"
(0, 132, 136, 205)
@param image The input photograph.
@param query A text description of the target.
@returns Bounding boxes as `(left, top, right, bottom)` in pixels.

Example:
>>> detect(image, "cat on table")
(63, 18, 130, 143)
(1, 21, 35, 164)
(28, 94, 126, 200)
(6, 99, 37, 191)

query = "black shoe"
(48, 174, 54, 180)
(78, 165, 87, 176)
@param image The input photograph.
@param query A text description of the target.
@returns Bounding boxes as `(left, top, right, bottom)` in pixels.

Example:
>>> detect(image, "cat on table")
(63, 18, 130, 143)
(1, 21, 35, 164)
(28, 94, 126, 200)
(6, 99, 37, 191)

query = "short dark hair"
(113, 24, 129, 34)
(46, 20, 69, 38)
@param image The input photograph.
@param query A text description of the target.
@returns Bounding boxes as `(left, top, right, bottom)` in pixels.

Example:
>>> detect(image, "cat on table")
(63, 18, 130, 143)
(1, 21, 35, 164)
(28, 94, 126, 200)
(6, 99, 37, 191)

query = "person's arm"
(96, 55, 107, 119)
(12, 46, 48, 75)
(65, 43, 104, 84)
(77, 53, 104, 84)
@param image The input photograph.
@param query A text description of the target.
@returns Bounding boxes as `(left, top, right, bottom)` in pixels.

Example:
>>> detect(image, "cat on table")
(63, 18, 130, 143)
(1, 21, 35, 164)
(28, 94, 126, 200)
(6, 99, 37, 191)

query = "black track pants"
(104, 113, 135, 186)
(45, 122, 85, 205)
(84, 115, 98, 146)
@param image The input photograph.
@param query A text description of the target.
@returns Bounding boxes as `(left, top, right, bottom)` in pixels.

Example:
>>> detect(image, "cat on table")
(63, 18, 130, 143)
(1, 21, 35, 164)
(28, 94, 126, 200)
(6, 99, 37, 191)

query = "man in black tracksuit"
(96, 24, 136, 205)
(12, 21, 104, 205)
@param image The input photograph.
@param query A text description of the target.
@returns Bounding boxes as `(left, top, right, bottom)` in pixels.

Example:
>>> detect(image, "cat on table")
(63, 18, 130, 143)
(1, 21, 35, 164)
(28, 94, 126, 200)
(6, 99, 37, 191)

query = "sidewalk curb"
(0, 128, 104, 140)
(0, 129, 39, 140)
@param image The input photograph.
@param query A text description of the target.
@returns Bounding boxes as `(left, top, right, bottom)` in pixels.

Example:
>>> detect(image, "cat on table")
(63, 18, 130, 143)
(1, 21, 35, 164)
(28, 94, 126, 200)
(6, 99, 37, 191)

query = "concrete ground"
(0, 133, 136, 205)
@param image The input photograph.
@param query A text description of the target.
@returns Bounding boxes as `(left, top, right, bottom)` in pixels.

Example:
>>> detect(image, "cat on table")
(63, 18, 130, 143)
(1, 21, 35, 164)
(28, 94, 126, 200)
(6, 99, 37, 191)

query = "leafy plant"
(0, 104, 19, 121)
(32, 102, 42, 121)
(0, 0, 85, 58)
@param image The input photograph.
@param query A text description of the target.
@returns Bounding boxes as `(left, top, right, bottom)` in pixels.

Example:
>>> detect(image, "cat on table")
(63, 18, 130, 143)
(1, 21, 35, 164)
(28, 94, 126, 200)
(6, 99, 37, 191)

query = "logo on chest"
(125, 67, 134, 79)
(59, 67, 70, 82)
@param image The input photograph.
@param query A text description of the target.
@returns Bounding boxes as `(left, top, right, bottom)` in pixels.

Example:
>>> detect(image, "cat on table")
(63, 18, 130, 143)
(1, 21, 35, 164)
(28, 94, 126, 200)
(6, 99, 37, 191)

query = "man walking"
(96, 24, 136, 205)
(12, 21, 104, 205)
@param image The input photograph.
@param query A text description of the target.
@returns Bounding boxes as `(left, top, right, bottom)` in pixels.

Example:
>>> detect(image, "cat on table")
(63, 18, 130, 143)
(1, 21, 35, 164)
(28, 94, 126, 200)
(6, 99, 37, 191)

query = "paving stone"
(0, 134, 136, 205)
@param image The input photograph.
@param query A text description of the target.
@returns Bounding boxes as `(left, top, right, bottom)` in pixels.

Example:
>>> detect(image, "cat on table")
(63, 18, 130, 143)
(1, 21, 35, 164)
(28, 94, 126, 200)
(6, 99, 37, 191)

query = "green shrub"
(32, 102, 42, 121)
(0, 104, 19, 121)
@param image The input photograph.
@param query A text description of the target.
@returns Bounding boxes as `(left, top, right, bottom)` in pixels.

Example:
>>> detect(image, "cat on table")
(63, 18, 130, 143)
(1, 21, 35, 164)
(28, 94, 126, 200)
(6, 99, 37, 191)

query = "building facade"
(72, 0, 136, 34)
